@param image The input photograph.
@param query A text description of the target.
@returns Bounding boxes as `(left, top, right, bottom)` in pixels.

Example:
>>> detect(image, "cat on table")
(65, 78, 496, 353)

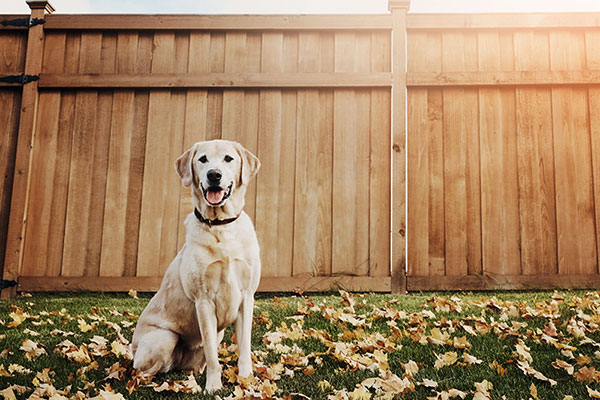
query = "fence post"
(389, 0, 410, 294)
(1, 0, 54, 299)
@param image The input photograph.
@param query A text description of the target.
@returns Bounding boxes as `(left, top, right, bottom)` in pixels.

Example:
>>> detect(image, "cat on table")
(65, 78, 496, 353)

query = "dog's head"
(175, 140, 260, 213)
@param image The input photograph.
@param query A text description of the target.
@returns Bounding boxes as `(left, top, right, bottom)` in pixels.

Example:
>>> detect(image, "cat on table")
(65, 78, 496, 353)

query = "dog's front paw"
(205, 372, 223, 392)
(238, 362, 252, 378)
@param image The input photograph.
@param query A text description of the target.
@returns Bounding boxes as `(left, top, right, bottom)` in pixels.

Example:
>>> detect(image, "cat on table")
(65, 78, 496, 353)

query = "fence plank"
(369, 33, 391, 278)
(442, 32, 481, 277)
(122, 92, 149, 276)
(332, 32, 360, 276)
(0, 89, 21, 281)
(99, 91, 135, 277)
(137, 32, 176, 277)
(587, 30, 600, 273)
(0, 32, 27, 73)
(255, 32, 285, 278)
(21, 92, 61, 277)
(478, 32, 521, 277)
(550, 31, 597, 275)
(513, 31, 557, 276)
(407, 32, 445, 278)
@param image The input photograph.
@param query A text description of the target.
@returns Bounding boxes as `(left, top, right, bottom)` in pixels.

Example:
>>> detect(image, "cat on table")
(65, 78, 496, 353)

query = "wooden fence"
(0, 1, 409, 297)
(3, 1, 600, 296)
(406, 14, 600, 290)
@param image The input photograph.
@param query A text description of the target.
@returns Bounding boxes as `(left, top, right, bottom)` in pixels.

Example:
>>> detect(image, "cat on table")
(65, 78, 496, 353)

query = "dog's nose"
(207, 169, 222, 183)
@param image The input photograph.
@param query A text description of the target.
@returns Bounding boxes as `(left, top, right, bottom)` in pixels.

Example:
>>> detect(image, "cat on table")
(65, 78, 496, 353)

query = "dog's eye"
(224, 155, 233, 163)
(198, 155, 208, 163)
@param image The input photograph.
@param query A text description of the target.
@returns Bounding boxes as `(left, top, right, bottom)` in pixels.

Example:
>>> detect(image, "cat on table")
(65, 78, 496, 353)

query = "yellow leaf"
(402, 360, 419, 377)
(349, 387, 371, 400)
(7, 310, 27, 328)
(530, 383, 539, 400)
(19, 339, 46, 360)
(128, 289, 138, 299)
(0, 387, 17, 400)
(588, 386, 600, 399)
(434, 352, 458, 370)
(77, 319, 93, 333)
(318, 380, 333, 392)
(453, 336, 472, 350)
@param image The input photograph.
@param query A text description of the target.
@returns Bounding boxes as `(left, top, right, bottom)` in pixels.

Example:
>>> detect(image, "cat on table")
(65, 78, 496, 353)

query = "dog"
(131, 139, 261, 391)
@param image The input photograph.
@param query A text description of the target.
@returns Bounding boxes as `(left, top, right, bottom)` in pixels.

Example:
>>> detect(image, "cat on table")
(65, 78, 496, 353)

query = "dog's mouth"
(201, 183, 233, 206)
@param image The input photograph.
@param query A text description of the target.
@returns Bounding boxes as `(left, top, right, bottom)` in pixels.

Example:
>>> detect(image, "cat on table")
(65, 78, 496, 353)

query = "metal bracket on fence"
(0, 74, 40, 85)
(0, 279, 17, 290)
(1, 17, 46, 27)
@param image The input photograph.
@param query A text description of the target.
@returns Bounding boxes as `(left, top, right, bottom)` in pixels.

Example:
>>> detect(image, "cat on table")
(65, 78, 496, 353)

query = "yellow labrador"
(131, 140, 261, 391)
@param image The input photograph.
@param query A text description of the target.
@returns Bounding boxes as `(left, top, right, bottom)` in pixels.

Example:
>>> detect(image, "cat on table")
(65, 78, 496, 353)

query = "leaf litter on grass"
(2, 291, 600, 399)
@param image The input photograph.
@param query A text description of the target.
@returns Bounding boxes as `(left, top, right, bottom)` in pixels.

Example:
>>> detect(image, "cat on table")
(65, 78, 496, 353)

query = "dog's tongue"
(207, 190, 225, 205)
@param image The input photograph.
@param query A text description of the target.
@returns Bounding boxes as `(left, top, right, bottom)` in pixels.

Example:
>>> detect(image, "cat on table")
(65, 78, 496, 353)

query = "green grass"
(2, 290, 600, 399)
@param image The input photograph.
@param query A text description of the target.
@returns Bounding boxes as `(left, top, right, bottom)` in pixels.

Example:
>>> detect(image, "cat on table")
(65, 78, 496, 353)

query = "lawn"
(2, 290, 600, 399)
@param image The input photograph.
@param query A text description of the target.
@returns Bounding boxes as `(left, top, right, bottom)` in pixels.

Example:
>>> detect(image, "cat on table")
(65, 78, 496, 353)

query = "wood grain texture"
(407, 32, 446, 277)
(513, 31, 557, 276)
(442, 32, 481, 277)
(18, 275, 392, 293)
(44, 14, 393, 30)
(332, 32, 362, 276)
(550, 31, 597, 275)
(0, 32, 27, 73)
(292, 34, 334, 278)
(407, 274, 600, 291)
(136, 32, 177, 277)
(2, 5, 49, 298)
(21, 92, 61, 277)
(369, 31, 392, 278)
(61, 32, 104, 277)
(478, 32, 521, 277)
(255, 32, 286, 278)
(99, 90, 135, 277)
(0, 90, 21, 281)
(587, 30, 600, 274)
(391, 7, 408, 293)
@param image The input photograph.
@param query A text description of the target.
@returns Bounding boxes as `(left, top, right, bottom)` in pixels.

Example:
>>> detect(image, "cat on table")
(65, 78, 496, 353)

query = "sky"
(3, 0, 600, 14)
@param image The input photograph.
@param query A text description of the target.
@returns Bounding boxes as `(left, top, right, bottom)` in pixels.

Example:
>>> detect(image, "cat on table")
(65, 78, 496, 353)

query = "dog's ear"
(236, 143, 260, 186)
(175, 145, 196, 187)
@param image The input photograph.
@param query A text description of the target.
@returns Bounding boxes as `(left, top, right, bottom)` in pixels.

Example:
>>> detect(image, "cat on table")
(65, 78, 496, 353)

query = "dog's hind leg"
(176, 344, 206, 373)
(133, 329, 179, 376)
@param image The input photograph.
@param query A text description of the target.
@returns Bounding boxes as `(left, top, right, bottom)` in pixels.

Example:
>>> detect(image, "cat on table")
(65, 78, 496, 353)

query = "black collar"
(194, 208, 240, 227)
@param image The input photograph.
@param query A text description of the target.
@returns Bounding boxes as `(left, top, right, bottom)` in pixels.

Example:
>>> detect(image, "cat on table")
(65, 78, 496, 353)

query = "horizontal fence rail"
(37, 72, 392, 88)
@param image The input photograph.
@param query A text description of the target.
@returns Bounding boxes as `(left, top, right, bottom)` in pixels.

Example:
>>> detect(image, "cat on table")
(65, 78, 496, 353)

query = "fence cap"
(389, 0, 411, 10)
(26, 1, 55, 14)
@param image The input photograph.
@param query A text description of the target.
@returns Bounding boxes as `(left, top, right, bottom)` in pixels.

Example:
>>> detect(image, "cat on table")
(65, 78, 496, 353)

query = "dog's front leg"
(196, 299, 222, 391)
(236, 293, 254, 378)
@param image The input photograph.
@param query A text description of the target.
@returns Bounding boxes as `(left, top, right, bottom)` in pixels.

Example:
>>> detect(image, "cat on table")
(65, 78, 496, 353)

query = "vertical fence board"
(513, 31, 557, 276)
(369, 32, 391, 278)
(256, 32, 285, 278)
(550, 31, 597, 275)
(22, 92, 61, 277)
(332, 32, 359, 275)
(407, 32, 444, 277)
(294, 33, 331, 278)
(0, 89, 21, 280)
(441, 32, 480, 277)
(478, 32, 521, 277)
(137, 32, 175, 277)
(0, 32, 26, 73)
(587, 30, 600, 273)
